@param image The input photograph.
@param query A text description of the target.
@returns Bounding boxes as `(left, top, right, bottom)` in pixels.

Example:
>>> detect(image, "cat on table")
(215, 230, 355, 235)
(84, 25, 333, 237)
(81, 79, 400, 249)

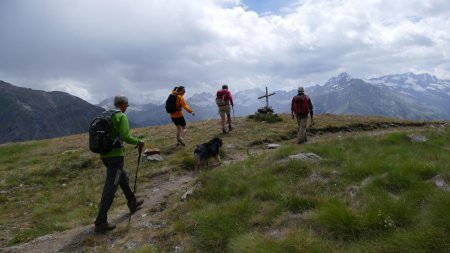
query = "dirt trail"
(2, 122, 446, 253)
(2, 171, 195, 253)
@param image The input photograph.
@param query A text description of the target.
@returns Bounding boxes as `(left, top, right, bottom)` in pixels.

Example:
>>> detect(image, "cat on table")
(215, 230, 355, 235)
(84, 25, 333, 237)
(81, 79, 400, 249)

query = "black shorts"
(171, 117, 186, 127)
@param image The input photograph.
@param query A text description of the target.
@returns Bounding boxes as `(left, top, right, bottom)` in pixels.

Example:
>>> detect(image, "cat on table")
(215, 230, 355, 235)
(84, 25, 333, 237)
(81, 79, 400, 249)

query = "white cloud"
(46, 79, 94, 102)
(0, 0, 449, 104)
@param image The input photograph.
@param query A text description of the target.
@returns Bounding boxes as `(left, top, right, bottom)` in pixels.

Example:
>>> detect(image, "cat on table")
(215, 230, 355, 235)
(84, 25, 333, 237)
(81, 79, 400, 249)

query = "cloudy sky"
(1, 0, 449, 104)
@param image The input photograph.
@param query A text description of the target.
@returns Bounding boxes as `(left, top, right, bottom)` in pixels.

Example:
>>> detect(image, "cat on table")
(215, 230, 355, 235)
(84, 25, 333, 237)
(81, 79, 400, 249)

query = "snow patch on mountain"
(97, 97, 145, 112)
(235, 88, 264, 107)
(405, 77, 426, 92)
(187, 92, 215, 107)
(126, 105, 144, 112)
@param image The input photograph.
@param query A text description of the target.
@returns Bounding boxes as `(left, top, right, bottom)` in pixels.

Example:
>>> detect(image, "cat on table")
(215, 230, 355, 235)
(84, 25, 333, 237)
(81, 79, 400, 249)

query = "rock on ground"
(288, 153, 323, 163)
(407, 134, 427, 143)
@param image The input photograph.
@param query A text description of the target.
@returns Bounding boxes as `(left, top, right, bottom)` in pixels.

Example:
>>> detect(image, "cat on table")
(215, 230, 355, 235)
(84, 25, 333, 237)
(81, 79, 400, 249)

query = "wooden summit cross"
(258, 87, 275, 108)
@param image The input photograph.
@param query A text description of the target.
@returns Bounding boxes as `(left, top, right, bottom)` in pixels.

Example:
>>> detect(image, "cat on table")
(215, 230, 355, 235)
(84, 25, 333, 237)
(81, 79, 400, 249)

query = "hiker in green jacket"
(94, 95, 145, 233)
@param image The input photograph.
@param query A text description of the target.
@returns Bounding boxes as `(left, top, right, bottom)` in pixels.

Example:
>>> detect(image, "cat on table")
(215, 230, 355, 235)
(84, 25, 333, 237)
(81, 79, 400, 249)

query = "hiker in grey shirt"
(291, 86, 313, 144)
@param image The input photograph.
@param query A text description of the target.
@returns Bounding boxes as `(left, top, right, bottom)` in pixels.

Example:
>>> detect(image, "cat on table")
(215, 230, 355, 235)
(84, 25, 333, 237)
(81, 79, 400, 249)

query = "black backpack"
(89, 109, 120, 154)
(165, 94, 178, 113)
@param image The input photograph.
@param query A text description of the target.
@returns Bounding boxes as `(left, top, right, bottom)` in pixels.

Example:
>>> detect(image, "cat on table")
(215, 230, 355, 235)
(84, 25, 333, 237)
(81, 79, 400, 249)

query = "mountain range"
(2, 72, 449, 143)
(309, 72, 450, 119)
(99, 72, 450, 126)
(0, 80, 104, 144)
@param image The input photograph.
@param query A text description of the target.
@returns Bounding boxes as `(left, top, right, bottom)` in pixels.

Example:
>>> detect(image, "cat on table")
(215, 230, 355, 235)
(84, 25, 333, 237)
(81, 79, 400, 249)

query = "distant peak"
(337, 72, 351, 79)
(0, 80, 12, 86)
(417, 73, 438, 82)
(325, 72, 353, 86)
(400, 72, 438, 82)
(332, 72, 352, 82)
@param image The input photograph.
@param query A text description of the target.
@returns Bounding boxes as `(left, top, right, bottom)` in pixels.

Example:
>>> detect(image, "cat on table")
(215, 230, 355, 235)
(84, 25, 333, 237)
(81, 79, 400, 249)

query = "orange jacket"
(170, 94, 193, 118)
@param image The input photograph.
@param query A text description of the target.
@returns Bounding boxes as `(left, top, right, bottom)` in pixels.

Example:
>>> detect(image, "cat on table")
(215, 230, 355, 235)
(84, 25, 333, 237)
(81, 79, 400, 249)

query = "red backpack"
(295, 95, 309, 115)
(216, 90, 228, 106)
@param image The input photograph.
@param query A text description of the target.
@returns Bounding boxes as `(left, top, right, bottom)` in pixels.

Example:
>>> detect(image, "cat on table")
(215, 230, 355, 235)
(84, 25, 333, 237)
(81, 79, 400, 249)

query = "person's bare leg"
(221, 114, 226, 129)
(227, 113, 232, 131)
(176, 126, 185, 146)
(181, 126, 187, 139)
(176, 126, 181, 140)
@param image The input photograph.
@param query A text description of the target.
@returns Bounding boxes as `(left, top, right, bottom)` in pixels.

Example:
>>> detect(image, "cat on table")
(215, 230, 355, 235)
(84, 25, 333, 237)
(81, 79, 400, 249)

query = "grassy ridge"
(0, 114, 448, 251)
(0, 136, 102, 245)
(169, 128, 450, 252)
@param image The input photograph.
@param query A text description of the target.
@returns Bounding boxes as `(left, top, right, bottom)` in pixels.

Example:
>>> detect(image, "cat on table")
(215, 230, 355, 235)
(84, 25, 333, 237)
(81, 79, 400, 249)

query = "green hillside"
(0, 114, 449, 252)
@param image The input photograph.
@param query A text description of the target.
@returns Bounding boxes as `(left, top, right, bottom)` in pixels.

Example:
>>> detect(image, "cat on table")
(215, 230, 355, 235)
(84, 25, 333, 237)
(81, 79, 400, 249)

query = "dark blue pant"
(95, 156, 135, 225)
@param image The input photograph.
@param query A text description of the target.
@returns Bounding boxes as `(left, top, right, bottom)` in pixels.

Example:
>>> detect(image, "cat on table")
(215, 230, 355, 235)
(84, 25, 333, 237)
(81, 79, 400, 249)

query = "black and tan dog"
(194, 137, 223, 170)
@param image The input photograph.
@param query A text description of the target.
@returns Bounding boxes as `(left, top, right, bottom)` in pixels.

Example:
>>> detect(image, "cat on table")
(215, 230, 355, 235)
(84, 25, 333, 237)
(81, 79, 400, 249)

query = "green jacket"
(100, 111, 141, 158)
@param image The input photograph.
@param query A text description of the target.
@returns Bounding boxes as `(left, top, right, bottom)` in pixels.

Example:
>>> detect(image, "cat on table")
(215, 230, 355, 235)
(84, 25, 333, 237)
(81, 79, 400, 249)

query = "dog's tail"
(194, 145, 200, 155)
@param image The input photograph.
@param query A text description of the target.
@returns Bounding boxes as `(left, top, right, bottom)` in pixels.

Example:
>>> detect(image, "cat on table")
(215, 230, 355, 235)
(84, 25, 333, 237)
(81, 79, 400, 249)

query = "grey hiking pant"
(95, 156, 135, 225)
(296, 114, 308, 143)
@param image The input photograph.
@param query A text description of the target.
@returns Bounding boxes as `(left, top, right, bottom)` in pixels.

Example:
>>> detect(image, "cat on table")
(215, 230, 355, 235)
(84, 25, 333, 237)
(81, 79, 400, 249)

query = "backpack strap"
(103, 108, 121, 117)
(217, 90, 228, 99)
(104, 109, 122, 147)
(303, 95, 309, 112)
(176, 95, 183, 110)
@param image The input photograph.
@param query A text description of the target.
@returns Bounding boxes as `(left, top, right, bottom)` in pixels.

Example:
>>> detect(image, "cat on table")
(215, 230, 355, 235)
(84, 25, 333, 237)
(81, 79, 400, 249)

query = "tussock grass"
(130, 244, 162, 253)
(178, 152, 197, 171)
(228, 230, 332, 253)
(191, 199, 257, 251)
(0, 135, 104, 245)
(270, 145, 297, 160)
(272, 159, 311, 179)
(173, 152, 327, 252)
(314, 199, 361, 240)
(171, 126, 450, 252)
(248, 113, 283, 123)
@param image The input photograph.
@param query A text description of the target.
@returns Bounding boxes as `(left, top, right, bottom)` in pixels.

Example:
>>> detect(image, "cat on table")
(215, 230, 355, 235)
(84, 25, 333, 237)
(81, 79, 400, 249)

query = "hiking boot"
(128, 198, 144, 214)
(177, 137, 186, 147)
(222, 128, 227, 134)
(228, 126, 233, 132)
(94, 222, 116, 233)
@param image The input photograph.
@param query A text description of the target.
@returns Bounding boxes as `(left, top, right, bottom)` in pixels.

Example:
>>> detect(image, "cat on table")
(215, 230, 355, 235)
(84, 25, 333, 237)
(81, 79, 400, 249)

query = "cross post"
(258, 86, 276, 108)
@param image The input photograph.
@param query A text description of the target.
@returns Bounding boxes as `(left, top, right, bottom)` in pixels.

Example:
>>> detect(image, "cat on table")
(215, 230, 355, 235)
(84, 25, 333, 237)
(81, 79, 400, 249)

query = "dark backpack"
(216, 90, 228, 106)
(165, 94, 178, 113)
(295, 95, 309, 115)
(89, 109, 120, 154)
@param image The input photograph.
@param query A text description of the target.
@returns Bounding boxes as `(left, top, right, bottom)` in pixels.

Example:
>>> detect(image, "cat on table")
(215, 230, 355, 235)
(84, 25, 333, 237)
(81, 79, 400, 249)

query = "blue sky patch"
(241, 0, 297, 15)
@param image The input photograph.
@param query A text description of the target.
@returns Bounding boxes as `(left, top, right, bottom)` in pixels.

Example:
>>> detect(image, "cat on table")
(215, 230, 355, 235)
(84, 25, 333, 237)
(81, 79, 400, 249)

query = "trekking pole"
(128, 147, 142, 226)
(232, 106, 236, 124)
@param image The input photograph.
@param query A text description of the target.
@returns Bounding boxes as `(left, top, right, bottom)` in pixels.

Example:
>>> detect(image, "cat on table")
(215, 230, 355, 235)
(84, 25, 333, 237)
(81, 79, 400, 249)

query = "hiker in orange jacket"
(170, 86, 195, 146)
